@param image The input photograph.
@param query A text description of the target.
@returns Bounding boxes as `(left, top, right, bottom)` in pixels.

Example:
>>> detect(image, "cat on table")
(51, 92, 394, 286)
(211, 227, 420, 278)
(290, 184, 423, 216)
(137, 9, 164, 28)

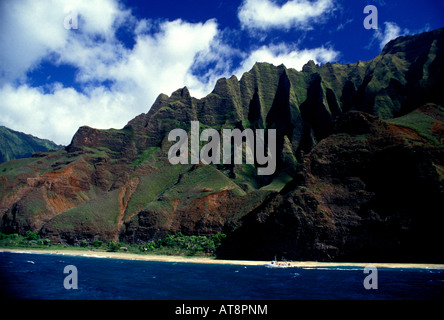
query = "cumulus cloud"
(234, 43, 339, 77)
(238, 0, 335, 31)
(0, 0, 129, 85)
(0, 0, 339, 145)
(0, 0, 222, 145)
(374, 21, 405, 49)
(0, 83, 132, 145)
(105, 18, 220, 101)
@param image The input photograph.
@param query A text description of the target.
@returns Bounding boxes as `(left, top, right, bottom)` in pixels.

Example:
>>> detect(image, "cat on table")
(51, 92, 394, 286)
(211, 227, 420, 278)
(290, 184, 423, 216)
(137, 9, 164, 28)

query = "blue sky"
(0, 0, 443, 145)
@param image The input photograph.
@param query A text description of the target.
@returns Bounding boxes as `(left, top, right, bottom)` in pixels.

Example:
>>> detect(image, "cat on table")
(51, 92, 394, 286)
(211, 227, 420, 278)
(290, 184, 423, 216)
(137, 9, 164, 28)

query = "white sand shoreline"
(1, 248, 444, 269)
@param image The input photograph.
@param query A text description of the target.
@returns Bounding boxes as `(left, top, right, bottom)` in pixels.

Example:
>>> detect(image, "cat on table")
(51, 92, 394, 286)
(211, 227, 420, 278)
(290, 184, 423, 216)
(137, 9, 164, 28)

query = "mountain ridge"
(1, 28, 443, 262)
(0, 126, 63, 163)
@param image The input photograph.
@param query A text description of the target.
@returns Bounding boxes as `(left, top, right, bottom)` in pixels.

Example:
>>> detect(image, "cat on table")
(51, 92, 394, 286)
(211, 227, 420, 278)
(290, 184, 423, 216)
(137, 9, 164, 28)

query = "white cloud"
(0, 0, 222, 145)
(238, 0, 335, 31)
(0, 0, 340, 146)
(0, 83, 132, 145)
(374, 21, 406, 49)
(234, 43, 339, 77)
(105, 19, 219, 100)
(0, 1, 63, 84)
(0, 0, 129, 85)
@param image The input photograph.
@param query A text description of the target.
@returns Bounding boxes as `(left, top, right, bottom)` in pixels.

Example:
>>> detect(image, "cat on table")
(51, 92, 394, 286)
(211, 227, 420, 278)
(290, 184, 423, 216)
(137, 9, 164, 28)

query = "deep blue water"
(0, 252, 443, 300)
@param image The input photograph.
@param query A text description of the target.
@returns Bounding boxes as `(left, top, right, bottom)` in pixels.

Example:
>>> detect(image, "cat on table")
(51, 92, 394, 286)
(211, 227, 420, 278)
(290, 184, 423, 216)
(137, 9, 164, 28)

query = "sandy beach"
(1, 248, 444, 269)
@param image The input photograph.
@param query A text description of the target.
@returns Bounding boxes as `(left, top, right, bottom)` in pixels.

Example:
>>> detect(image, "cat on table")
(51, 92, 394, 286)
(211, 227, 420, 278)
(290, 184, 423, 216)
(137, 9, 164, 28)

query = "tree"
(108, 241, 119, 252)
(93, 240, 103, 248)
(25, 231, 39, 241)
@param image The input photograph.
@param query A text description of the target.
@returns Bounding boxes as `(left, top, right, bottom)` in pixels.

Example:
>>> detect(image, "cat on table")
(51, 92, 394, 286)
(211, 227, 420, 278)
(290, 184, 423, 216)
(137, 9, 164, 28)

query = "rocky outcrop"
(217, 105, 444, 262)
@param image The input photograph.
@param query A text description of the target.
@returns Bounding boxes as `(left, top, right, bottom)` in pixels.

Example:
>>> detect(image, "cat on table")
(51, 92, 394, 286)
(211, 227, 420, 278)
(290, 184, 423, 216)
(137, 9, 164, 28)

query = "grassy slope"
(387, 105, 444, 145)
(45, 188, 121, 232)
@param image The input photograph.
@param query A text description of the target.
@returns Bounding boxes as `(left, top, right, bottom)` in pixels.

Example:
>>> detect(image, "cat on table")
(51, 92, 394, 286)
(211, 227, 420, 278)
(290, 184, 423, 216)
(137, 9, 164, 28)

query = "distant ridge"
(0, 126, 63, 163)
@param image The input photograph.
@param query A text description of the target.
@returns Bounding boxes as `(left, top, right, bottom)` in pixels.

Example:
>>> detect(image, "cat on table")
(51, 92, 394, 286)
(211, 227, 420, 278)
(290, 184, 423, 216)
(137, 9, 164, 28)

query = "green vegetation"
(47, 190, 121, 231)
(83, 146, 110, 158)
(141, 165, 246, 213)
(0, 157, 37, 178)
(259, 172, 292, 191)
(0, 232, 51, 248)
(131, 146, 161, 167)
(0, 148, 81, 179)
(0, 231, 227, 257)
(387, 106, 443, 145)
(0, 232, 121, 252)
(140, 232, 227, 256)
(124, 164, 191, 220)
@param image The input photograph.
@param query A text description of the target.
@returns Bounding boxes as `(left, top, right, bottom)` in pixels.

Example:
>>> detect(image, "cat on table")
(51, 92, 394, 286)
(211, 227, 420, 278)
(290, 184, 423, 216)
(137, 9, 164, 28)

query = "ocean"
(0, 251, 443, 300)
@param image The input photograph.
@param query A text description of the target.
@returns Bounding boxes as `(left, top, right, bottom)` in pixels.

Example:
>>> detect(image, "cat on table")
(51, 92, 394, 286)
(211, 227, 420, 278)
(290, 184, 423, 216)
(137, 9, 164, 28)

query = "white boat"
(264, 257, 293, 268)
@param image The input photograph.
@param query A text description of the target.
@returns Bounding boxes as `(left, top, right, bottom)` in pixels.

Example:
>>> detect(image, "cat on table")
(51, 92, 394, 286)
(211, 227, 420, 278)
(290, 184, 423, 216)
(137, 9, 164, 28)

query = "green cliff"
(0, 126, 62, 163)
